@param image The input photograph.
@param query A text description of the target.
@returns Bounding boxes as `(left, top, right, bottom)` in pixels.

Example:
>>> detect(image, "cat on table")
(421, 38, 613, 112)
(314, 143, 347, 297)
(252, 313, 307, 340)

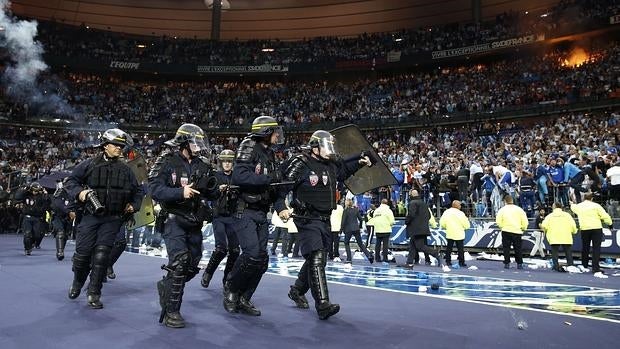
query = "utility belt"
(296, 208, 331, 222)
(164, 211, 203, 230)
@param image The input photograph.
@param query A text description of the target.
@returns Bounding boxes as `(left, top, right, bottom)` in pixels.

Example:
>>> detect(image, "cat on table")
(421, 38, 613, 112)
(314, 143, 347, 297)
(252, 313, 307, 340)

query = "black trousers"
(270, 226, 286, 255)
(501, 231, 523, 265)
(550, 244, 574, 269)
(328, 231, 340, 259)
(407, 235, 439, 265)
(580, 228, 603, 272)
(343, 230, 370, 262)
(445, 239, 465, 266)
(374, 233, 390, 262)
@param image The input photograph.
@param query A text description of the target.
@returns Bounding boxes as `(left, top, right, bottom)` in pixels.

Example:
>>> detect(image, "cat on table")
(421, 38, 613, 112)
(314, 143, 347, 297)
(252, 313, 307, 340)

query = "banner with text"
(431, 34, 545, 60)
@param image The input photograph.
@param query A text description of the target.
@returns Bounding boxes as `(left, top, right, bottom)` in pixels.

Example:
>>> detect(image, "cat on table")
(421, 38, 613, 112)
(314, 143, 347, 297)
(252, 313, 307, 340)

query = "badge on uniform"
(309, 171, 318, 186)
(322, 171, 328, 185)
(171, 171, 177, 184)
(255, 163, 262, 175)
(180, 176, 189, 187)
(64, 200, 69, 206)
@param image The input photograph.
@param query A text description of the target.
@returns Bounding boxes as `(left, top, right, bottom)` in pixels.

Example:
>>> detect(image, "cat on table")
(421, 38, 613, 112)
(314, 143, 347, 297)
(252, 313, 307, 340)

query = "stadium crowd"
(36, 0, 618, 65)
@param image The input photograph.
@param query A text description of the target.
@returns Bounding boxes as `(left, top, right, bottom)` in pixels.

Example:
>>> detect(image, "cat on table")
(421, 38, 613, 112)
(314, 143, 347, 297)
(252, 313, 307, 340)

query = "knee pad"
(212, 246, 228, 260)
(72, 252, 91, 271)
(169, 250, 191, 275)
(92, 245, 112, 266)
(310, 249, 327, 268)
(228, 247, 240, 259)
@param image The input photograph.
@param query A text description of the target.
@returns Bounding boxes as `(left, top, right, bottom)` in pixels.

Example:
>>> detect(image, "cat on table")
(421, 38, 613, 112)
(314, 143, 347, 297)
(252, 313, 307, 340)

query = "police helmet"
(98, 128, 133, 148)
(165, 124, 210, 154)
(218, 149, 235, 162)
(308, 130, 337, 159)
(29, 182, 43, 193)
(250, 116, 284, 145)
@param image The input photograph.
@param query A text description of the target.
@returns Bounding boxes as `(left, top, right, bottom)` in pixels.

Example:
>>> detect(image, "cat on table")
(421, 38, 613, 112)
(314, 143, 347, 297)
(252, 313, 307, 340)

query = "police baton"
(290, 214, 327, 222)
(227, 181, 295, 190)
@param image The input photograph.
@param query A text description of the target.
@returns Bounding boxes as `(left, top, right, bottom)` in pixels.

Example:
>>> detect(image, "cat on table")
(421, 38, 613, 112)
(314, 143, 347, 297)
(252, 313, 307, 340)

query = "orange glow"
(561, 48, 589, 68)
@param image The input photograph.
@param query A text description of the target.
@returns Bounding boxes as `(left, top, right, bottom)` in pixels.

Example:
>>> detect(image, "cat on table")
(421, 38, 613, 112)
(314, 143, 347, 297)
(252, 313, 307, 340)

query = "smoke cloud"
(0, 0, 74, 116)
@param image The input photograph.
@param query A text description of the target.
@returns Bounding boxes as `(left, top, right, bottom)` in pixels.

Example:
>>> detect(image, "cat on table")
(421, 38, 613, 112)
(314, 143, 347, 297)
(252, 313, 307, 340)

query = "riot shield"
(330, 124, 397, 195)
(126, 154, 148, 184)
(125, 152, 155, 230)
(127, 193, 155, 230)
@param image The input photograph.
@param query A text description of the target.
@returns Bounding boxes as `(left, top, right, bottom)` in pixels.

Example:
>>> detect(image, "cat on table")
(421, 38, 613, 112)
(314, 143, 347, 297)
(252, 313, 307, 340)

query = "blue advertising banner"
(386, 218, 620, 255)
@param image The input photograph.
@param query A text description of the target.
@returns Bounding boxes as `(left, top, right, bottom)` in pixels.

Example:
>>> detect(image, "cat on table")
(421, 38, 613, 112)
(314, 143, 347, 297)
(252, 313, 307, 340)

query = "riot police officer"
(201, 149, 240, 290)
(149, 123, 218, 328)
(223, 115, 284, 316)
(50, 179, 76, 260)
(21, 182, 50, 255)
(65, 128, 143, 309)
(276, 130, 372, 320)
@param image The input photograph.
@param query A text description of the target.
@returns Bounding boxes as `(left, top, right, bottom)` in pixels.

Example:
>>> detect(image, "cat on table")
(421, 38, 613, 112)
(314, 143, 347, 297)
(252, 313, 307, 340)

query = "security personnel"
(50, 179, 76, 260)
(540, 202, 577, 272)
(201, 149, 240, 290)
(277, 130, 371, 320)
(149, 123, 218, 328)
(223, 116, 284, 316)
(570, 193, 612, 276)
(439, 200, 470, 267)
(65, 128, 143, 309)
(21, 182, 50, 255)
(495, 195, 529, 269)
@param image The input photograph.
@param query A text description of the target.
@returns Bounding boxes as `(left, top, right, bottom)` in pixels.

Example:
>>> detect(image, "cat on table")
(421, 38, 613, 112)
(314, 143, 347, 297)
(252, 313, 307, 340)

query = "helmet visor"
(317, 136, 337, 159)
(188, 135, 210, 155)
(272, 126, 285, 145)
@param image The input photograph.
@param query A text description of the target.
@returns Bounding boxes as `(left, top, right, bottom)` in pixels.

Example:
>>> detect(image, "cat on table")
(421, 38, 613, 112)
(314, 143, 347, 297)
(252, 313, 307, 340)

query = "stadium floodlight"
(394, 38, 403, 42)
(136, 44, 147, 48)
(261, 48, 275, 52)
(204, 0, 231, 9)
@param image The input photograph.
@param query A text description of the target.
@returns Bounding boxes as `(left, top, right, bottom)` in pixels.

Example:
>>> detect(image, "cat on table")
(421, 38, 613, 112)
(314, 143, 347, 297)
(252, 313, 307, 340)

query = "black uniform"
(201, 170, 240, 289)
(276, 152, 363, 320)
(149, 150, 218, 325)
(21, 190, 50, 253)
(223, 137, 279, 315)
(50, 186, 75, 260)
(65, 153, 143, 307)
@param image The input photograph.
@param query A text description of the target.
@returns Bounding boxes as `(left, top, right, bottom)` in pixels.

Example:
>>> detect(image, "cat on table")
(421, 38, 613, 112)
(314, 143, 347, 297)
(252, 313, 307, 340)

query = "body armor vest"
(214, 171, 236, 217)
(294, 154, 336, 214)
(51, 189, 71, 216)
(239, 139, 278, 210)
(86, 155, 132, 215)
(22, 193, 48, 218)
(161, 152, 212, 217)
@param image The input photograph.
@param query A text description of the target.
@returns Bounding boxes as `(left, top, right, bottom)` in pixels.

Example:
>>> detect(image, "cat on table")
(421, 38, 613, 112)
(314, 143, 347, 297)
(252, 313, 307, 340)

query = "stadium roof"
(12, 0, 556, 40)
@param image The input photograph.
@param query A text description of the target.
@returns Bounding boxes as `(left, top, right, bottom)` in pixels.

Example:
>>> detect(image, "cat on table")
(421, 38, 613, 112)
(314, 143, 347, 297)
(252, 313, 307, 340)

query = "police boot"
(24, 232, 33, 256)
(238, 252, 269, 316)
(288, 260, 310, 309)
(86, 245, 111, 309)
(309, 250, 339, 320)
(201, 248, 227, 288)
(55, 232, 66, 261)
(159, 252, 189, 328)
(222, 281, 239, 313)
(107, 266, 116, 280)
(288, 285, 309, 309)
(68, 253, 91, 299)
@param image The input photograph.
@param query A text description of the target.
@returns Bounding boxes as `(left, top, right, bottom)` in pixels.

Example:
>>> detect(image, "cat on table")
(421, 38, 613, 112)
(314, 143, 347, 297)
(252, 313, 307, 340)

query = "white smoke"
(0, 0, 74, 116)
